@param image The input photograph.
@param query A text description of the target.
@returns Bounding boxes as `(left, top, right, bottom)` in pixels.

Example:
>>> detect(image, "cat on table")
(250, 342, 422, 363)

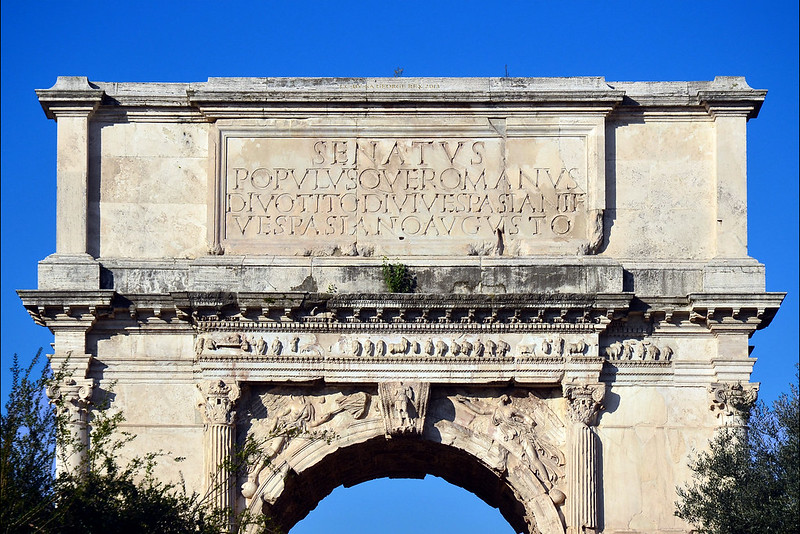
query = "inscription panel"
(216, 121, 604, 256)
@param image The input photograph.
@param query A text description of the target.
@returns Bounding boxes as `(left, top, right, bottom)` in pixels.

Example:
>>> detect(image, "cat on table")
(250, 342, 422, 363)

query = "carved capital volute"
(709, 382, 758, 423)
(197, 379, 241, 427)
(562, 382, 606, 426)
(46, 377, 94, 426)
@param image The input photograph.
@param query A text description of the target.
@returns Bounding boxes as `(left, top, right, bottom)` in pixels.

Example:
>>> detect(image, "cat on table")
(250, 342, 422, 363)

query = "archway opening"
(290, 476, 516, 533)
(259, 436, 531, 533)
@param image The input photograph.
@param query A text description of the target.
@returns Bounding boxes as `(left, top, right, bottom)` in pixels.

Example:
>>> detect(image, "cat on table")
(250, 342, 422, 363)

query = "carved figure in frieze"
(388, 337, 410, 355)
(604, 340, 674, 362)
(632, 340, 646, 360)
(194, 335, 206, 357)
(194, 334, 218, 356)
(567, 340, 587, 355)
(221, 333, 242, 347)
(551, 338, 565, 358)
(461, 341, 473, 356)
(605, 341, 623, 359)
(240, 336, 251, 352)
(485, 340, 497, 357)
(270, 338, 283, 356)
(350, 340, 362, 357)
(375, 340, 387, 357)
(435, 340, 448, 357)
(255, 337, 267, 355)
(364, 339, 375, 357)
(424, 339, 435, 356)
(645, 341, 659, 361)
(455, 393, 564, 487)
(290, 337, 300, 353)
(519, 343, 535, 356)
(474, 340, 485, 358)
(300, 341, 323, 357)
(497, 340, 511, 358)
(451, 340, 462, 357)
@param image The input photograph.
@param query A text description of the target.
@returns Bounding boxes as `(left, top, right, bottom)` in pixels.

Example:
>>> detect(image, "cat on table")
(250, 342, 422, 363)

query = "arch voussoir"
(243, 385, 567, 534)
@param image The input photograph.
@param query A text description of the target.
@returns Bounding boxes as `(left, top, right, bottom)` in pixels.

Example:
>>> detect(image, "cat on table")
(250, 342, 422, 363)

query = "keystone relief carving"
(378, 382, 430, 437)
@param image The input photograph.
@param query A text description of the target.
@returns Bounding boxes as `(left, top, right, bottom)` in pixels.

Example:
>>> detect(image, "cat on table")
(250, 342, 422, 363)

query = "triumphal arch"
(20, 76, 783, 533)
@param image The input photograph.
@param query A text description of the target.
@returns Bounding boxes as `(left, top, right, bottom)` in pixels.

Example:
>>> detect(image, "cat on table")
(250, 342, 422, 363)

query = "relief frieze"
(193, 332, 599, 362)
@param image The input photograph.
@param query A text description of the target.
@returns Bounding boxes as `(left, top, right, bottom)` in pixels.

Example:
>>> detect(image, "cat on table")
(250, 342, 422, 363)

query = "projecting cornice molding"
(36, 76, 767, 122)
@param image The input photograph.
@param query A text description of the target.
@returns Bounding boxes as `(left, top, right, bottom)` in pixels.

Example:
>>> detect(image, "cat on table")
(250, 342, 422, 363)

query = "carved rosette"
(709, 382, 758, 425)
(378, 381, 430, 437)
(197, 379, 241, 427)
(562, 383, 606, 427)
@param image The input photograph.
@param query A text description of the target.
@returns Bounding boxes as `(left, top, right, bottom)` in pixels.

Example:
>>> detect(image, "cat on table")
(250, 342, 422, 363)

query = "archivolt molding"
(239, 385, 568, 534)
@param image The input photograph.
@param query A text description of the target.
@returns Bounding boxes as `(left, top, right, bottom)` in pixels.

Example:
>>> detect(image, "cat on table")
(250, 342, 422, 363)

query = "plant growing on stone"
(381, 257, 416, 293)
(0, 352, 300, 534)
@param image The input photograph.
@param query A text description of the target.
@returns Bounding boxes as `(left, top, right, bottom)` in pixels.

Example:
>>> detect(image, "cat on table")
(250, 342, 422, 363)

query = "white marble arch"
(245, 411, 565, 534)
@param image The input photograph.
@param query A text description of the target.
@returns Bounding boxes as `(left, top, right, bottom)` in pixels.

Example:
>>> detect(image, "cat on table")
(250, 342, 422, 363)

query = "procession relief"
(192, 332, 633, 360)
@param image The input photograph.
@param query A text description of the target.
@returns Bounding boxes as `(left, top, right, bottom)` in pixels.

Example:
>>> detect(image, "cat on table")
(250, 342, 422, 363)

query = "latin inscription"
(222, 136, 590, 255)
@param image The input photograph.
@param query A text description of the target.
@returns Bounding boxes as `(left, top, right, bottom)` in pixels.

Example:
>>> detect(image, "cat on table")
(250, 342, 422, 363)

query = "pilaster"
(46, 377, 95, 475)
(701, 77, 765, 259)
(36, 76, 104, 287)
(562, 382, 606, 534)
(197, 379, 241, 527)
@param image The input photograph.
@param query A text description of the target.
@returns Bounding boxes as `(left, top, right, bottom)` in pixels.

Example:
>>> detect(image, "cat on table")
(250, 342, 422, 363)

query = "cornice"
(35, 76, 766, 122)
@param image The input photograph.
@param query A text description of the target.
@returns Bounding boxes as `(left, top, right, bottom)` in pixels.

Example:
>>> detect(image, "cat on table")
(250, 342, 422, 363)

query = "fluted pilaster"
(197, 379, 241, 529)
(563, 383, 605, 534)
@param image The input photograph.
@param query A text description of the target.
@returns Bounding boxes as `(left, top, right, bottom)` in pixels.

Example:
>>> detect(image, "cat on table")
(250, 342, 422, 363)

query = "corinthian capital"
(46, 377, 94, 425)
(709, 382, 758, 420)
(197, 379, 241, 426)
(563, 383, 606, 426)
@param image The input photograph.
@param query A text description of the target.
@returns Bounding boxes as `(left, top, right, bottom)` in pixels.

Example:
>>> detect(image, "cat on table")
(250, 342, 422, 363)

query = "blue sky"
(2, 1, 797, 532)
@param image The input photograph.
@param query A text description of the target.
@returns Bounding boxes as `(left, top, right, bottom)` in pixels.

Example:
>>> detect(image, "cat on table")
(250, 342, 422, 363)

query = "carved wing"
(337, 392, 369, 419)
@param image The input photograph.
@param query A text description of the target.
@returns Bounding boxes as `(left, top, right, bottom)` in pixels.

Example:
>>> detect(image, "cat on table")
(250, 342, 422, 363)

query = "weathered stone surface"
(19, 76, 785, 534)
